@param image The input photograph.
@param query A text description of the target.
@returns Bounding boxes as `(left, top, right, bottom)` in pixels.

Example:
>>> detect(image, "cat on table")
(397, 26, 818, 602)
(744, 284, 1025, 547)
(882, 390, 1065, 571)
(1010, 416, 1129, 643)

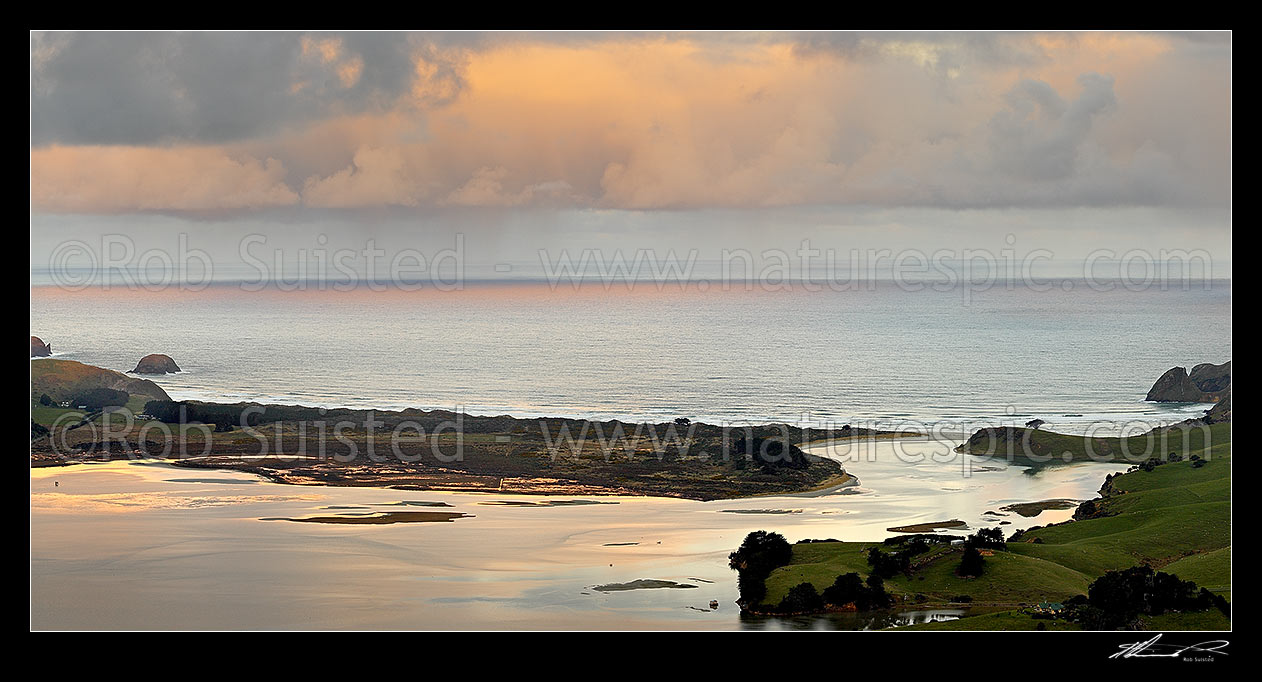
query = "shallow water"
(30, 438, 1128, 630)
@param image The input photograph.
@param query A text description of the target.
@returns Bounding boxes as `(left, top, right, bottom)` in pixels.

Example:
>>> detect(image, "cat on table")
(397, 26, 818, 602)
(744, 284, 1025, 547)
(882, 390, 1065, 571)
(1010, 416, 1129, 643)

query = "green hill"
(755, 422, 1231, 630)
(31, 359, 170, 403)
(955, 422, 1225, 466)
(30, 359, 171, 427)
(1007, 423, 1230, 585)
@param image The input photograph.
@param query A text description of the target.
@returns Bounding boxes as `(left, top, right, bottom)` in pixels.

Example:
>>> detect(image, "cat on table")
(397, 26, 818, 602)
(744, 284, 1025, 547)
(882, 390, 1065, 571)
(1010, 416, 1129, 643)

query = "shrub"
(143, 400, 264, 427)
(70, 388, 129, 410)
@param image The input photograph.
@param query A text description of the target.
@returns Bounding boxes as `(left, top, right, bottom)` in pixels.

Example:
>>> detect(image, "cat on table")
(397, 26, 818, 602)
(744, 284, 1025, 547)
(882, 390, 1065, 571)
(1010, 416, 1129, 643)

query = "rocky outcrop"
(1189, 361, 1231, 393)
(1145, 361, 1230, 403)
(1205, 393, 1231, 423)
(31, 336, 51, 357)
(131, 354, 181, 375)
(1145, 367, 1205, 402)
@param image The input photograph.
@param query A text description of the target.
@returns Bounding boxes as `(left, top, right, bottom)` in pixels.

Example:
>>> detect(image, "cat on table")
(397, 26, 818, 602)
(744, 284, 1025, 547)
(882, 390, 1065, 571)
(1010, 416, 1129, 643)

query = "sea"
(29, 278, 1230, 433)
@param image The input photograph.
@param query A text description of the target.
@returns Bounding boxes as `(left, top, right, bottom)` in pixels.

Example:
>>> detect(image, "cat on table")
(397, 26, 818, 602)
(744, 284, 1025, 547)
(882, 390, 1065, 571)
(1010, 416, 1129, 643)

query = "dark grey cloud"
(989, 73, 1116, 182)
(31, 31, 421, 145)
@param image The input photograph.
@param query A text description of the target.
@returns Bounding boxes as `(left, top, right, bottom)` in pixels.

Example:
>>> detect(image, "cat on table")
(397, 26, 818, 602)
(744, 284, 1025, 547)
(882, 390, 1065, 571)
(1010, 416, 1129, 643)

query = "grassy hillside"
(757, 422, 1230, 630)
(30, 359, 170, 422)
(1007, 423, 1230, 571)
(1164, 547, 1231, 601)
(956, 422, 1226, 466)
(763, 542, 1090, 606)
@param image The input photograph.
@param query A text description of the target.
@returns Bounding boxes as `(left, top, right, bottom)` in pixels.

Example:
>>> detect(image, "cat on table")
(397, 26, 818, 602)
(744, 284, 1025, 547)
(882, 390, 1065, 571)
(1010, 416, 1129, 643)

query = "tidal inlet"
(30, 29, 1232, 646)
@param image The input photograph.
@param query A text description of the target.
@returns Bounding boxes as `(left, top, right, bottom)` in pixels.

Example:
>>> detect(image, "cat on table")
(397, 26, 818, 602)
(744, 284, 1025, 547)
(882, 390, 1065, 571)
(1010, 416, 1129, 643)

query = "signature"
(1111, 634, 1229, 660)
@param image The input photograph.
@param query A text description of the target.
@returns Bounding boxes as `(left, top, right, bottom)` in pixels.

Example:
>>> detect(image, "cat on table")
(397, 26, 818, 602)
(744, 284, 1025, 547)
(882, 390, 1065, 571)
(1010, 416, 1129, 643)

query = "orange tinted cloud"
(31, 145, 298, 213)
(30, 32, 1230, 214)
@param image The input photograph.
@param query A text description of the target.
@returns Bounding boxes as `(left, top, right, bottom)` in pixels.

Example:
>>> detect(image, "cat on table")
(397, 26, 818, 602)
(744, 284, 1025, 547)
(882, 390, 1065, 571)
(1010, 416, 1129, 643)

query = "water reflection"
(741, 608, 966, 631)
(31, 437, 1128, 630)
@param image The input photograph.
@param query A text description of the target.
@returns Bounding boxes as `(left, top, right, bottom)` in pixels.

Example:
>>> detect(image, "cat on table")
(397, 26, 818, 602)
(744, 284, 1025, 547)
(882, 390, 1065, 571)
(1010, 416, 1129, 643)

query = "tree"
(726, 436, 812, 473)
(862, 574, 893, 609)
(736, 571, 769, 606)
(820, 572, 892, 611)
(778, 582, 825, 613)
(729, 531, 792, 573)
(674, 417, 691, 426)
(1025, 419, 1046, 430)
(966, 527, 1006, 549)
(866, 547, 910, 578)
(822, 572, 865, 606)
(38, 393, 54, 406)
(729, 531, 793, 605)
(1082, 565, 1229, 630)
(958, 546, 985, 577)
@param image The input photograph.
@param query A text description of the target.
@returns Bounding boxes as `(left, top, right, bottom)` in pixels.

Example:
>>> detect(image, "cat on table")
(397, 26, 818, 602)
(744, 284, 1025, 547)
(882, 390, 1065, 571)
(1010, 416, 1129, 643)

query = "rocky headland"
(1145, 361, 1230, 403)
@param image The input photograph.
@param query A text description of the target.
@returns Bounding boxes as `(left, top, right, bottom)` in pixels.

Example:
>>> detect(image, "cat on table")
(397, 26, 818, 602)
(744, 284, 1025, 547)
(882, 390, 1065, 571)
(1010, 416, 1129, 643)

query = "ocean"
(30, 279, 1230, 433)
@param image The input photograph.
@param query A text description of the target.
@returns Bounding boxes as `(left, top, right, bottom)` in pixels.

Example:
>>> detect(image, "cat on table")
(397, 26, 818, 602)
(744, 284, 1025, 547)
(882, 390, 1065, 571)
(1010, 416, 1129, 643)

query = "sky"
(29, 31, 1232, 279)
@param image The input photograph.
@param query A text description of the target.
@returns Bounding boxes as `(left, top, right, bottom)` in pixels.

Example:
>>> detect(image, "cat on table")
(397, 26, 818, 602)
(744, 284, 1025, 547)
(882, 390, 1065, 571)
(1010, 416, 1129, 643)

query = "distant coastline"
(31, 358, 907, 501)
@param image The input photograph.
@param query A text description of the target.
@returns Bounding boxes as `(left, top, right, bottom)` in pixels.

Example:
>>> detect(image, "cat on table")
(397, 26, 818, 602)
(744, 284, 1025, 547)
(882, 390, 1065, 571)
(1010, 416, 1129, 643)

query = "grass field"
(757, 422, 1231, 630)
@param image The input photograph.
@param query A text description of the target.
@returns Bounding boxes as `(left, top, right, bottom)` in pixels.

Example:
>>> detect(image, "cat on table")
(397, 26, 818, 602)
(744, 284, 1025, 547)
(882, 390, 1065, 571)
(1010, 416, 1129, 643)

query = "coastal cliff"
(31, 336, 51, 357)
(1145, 361, 1230, 403)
